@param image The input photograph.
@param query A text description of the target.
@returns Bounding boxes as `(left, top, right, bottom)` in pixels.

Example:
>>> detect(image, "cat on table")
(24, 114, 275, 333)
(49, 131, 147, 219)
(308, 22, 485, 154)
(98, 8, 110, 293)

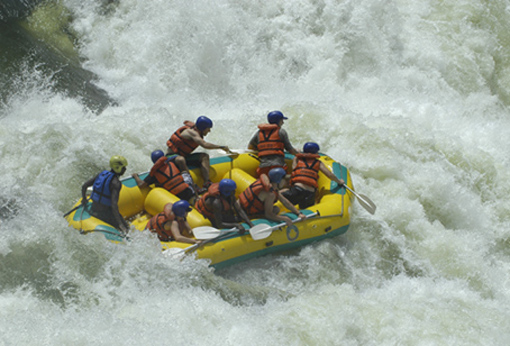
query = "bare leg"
(174, 155, 189, 173)
(199, 153, 210, 183)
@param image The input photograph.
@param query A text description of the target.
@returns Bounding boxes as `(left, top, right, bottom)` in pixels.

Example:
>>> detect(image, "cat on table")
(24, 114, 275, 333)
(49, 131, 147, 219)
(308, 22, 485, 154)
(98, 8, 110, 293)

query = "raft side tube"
(143, 188, 210, 228)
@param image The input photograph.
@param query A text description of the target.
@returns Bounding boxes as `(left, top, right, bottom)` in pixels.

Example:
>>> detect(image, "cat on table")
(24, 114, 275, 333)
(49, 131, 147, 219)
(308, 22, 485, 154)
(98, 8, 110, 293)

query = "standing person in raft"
(195, 178, 254, 231)
(247, 110, 299, 177)
(81, 156, 130, 235)
(236, 167, 306, 228)
(145, 200, 201, 244)
(132, 150, 196, 202)
(166, 116, 231, 190)
(281, 142, 345, 209)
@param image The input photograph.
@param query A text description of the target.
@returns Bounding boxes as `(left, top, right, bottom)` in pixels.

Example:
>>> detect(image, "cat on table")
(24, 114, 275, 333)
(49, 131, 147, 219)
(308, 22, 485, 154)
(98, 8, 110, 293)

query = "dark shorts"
(176, 187, 195, 202)
(185, 152, 207, 167)
(90, 203, 122, 229)
(281, 186, 316, 209)
(167, 152, 206, 168)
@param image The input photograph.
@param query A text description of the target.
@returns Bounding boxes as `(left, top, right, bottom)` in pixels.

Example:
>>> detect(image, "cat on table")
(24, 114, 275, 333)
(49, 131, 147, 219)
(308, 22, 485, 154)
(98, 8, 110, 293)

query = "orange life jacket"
(290, 153, 321, 189)
(257, 123, 285, 157)
(239, 178, 277, 215)
(194, 183, 231, 220)
(166, 121, 200, 156)
(146, 210, 177, 241)
(149, 156, 189, 195)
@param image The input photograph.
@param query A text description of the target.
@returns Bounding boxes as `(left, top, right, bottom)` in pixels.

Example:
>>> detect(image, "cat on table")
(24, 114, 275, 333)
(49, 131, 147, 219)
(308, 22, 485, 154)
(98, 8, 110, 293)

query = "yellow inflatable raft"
(65, 151, 361, 269)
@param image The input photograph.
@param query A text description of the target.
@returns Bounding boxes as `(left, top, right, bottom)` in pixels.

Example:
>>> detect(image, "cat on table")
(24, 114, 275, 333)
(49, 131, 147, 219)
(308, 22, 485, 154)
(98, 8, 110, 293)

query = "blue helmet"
(196, 116, 213, 131)
(268, 167, 286, 183)
(219, 179, 237, 197)
(172, 200, 192, 217)
(151, 150, 165, 163)
(267, 110, 288, 124)
(303, 142, 320, 154)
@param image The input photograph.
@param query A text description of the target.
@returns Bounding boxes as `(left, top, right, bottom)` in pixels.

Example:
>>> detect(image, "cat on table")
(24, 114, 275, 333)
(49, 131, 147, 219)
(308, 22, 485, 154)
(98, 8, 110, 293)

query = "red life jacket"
(166, 121, 201, 156)
(290, 153, 321, 189)
(146, 210, 177, 241)
(194, 183, 231, 220)
(257, 123, 285, 157)
(149, 157, 189, 195)
(239, 178, 277, 215)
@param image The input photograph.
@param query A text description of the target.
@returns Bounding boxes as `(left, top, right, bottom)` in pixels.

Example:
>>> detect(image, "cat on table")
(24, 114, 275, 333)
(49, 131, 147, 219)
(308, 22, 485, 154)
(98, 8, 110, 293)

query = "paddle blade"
(192, 226, 221, 240)
(356, 193, 377, 215)
(163, 245, 199, 259)
(249, 224, 274, 240)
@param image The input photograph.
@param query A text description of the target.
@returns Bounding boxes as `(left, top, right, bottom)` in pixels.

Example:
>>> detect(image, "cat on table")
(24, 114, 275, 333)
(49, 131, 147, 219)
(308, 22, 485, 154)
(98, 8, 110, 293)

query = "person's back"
(248, 110, 298, 177)
(166, 116, 230, 189)
(166, 120, 202, 157)
(290, 152, 321, 190)
(82, 155, 130, 234)
(195, 179, 247, 229)
(146, 201, 199, 244)
(236, 168, 305, 227)
(238, 175, 276, 216)
(133, 150, 195, 202)
(282, 142, 345, 209)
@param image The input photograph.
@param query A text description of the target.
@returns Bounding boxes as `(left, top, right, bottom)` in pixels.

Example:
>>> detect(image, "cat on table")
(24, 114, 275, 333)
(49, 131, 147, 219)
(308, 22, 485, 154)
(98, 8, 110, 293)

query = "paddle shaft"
(343, 185, 376, 214)
(193, 226, 239, 240)
(180, 229, 238, 255)
(63, 197, 90, 218)
(250, 212, 319, 240)
(80, 228, 129, 239)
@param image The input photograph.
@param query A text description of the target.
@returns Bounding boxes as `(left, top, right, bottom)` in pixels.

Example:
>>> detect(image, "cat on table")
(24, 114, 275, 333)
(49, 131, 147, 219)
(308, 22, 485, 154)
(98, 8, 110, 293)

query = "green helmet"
(109, 155, 128, 174)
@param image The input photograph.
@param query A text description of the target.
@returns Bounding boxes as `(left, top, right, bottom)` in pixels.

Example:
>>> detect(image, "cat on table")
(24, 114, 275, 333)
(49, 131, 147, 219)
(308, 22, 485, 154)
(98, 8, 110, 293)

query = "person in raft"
(281, 142, 345, 209)
(145, 200, 200, 244)
(195, 178, 254, 232)
(132, 150, 196, 202)
(247, 110, 299, 177)
(235, 167, 306, 228)
(166, 116, 231, 190)
(81, 155, 130, 235)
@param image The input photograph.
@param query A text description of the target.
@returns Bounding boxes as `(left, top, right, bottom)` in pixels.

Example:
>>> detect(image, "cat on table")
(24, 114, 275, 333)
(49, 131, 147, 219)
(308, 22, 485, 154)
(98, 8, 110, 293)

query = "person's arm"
(234, 200, 255, 228)
(234, 200, 255, 229)
(319, 162, 345, 186)
(277, 191, 306, 220)
(261, 191, 293, 227)
(81, 175, 97, 205)
(110, 178, 130, 233)
(184, 129, 230, 152)
(169, 220, 199, 244)
(210, 199, 229, 228)
(291, 156, 298, 169)
(247, 132, 259, 151)
(279, 128, 298, 155)
(132, 173, 149, 188)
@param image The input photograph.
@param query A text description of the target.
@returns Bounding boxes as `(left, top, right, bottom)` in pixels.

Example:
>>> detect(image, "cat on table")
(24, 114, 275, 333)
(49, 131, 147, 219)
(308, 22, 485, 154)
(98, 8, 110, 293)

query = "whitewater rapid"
(1, 0, 510, 344)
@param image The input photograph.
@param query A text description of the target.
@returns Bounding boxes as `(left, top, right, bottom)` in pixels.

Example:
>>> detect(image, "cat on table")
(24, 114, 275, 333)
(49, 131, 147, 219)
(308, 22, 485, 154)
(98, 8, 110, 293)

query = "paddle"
(223, 149, 257, 156)
(342, 185, 376, 215)
(249, 212, 319, 241)
(80, 228, 129, 240)
(227, 151, 238, 179)
(169, 228, 239, 257)
(193, 226, 240, 240)
(63, 205, 80, 218)
(63, 197, 89, 218)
